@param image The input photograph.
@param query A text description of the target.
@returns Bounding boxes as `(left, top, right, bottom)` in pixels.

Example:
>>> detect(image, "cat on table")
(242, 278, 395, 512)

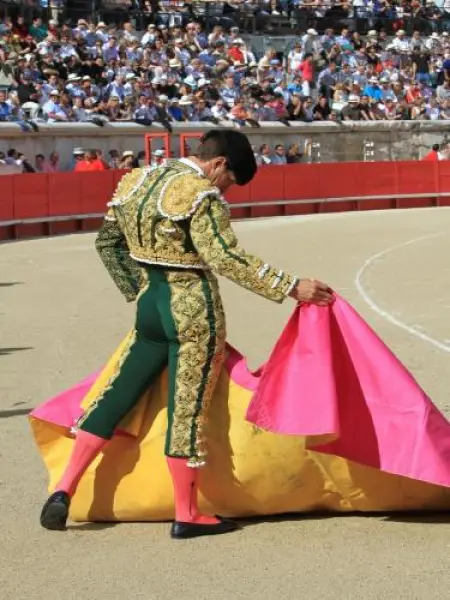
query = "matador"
(39, 130, 332, 539)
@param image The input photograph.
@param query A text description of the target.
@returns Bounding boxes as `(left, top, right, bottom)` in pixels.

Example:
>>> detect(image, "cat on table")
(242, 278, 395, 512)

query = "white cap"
(122, 150, 134, 157)
(152, 149, 165, 156)
(73, 147, 85, 155)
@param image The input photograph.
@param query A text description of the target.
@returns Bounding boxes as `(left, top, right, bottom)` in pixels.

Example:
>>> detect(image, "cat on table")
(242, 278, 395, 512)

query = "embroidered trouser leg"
(78, 267, 226, 466)
(162, 269, 226, 466)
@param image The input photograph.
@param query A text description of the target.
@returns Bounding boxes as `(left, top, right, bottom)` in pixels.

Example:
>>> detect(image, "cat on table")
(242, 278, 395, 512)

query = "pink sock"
(56, 430, 108, 497)
(167, 457, 219, 525)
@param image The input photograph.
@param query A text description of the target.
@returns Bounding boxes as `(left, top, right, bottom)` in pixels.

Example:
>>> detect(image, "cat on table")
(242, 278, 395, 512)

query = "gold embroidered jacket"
(95, 158, 298, 303)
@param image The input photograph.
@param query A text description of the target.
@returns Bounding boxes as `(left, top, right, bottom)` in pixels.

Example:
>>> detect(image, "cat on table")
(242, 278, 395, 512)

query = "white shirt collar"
(179, 157, 205, 177)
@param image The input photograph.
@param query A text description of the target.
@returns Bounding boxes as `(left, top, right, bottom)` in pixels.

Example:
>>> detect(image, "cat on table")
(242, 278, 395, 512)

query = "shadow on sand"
(0, 346, 33, 357)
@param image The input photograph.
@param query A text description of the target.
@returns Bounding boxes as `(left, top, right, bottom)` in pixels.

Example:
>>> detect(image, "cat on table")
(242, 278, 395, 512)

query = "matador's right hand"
(289, 279, 334, 307)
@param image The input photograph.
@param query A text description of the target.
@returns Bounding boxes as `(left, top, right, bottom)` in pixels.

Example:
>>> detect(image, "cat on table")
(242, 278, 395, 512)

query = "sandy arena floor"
(2, 207, 450, 600)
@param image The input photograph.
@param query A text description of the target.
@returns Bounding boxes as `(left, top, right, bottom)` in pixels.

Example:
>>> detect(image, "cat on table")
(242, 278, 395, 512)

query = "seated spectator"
(0, 90, 12, 120)
(257, 143, 272, 165)
(313, 96, 332, 120)
(43, 151, 60, 173)
(119, 150, 135, 169)
(272, 144, 287, 164)
(75, 149, 106, 172)
(35, 153, 45, 172)
(2, 12, 450, 138)
(286, 144, 303, 164)
(422, 143, 440, 160)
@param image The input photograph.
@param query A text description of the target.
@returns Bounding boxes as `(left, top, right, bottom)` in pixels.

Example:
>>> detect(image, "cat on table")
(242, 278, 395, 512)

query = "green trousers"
(78, 266, 226, 466)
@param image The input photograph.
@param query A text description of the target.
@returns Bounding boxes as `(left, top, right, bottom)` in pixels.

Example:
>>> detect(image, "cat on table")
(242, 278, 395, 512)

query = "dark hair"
(196, 129, 257, 186)
(433, 144, 440, 152)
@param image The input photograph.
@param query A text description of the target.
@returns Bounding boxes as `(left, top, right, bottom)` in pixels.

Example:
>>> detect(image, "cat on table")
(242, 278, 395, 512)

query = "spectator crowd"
(2, 8, 450, 134)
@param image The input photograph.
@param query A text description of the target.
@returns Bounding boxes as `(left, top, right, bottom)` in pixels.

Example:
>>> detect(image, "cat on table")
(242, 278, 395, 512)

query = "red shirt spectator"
(422, 145, 440, 161)
(297, 56, 314, 82)
(228, 43, 245, 65)
(75, 150, 106, 171)
(405, 84, 422, 104)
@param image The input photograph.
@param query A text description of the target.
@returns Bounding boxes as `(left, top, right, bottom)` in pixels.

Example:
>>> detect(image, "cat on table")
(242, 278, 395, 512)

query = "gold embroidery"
(166, 270, 226, 465)
(102, 160, 297, 299)
(109, 162, 212, 270)
(190, 196, 298, 303)
(158, 171, 220, 220)
(110, 167, 151, 206)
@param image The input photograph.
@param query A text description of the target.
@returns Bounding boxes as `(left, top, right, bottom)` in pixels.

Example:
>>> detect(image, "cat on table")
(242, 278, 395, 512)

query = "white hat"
(73, 147, 85, 155)
(369, 76, 378, 83)
(122, 150, 134, 157)
(152, 149, 165, 156)
(348, 94, 360, 103)
(97, 21, 107, 28)
(50, 89, 60, 96)
(307, 28, 317, 35)
(169, 58, 182, 68)
(396, 29, 406, 35)
(198, 78, 210, 87)
(367, 30, 377, 36)
(431, 32, 439, 38)
(125, 73, 136, 80)
(67, 74, 81, 82)
(82, 75, 91, 81)
(184, 75, 197, 87)
(179, 95, 193, 105)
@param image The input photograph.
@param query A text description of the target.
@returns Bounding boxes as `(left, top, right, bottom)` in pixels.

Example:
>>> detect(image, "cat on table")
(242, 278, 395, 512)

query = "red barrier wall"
(0, 161, 447, 241)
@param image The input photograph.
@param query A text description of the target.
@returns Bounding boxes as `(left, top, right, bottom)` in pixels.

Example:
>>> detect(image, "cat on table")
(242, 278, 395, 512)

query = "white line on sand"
(355, 231, 450, 353)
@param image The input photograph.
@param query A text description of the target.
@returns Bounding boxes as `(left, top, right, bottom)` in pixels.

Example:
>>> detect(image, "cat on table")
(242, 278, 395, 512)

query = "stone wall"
(0, 120, 448, 171)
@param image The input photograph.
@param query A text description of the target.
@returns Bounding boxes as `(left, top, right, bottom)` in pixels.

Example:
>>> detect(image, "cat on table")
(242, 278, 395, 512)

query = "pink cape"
(246, 296, 450, 488)
(31, 295, 450, 488)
